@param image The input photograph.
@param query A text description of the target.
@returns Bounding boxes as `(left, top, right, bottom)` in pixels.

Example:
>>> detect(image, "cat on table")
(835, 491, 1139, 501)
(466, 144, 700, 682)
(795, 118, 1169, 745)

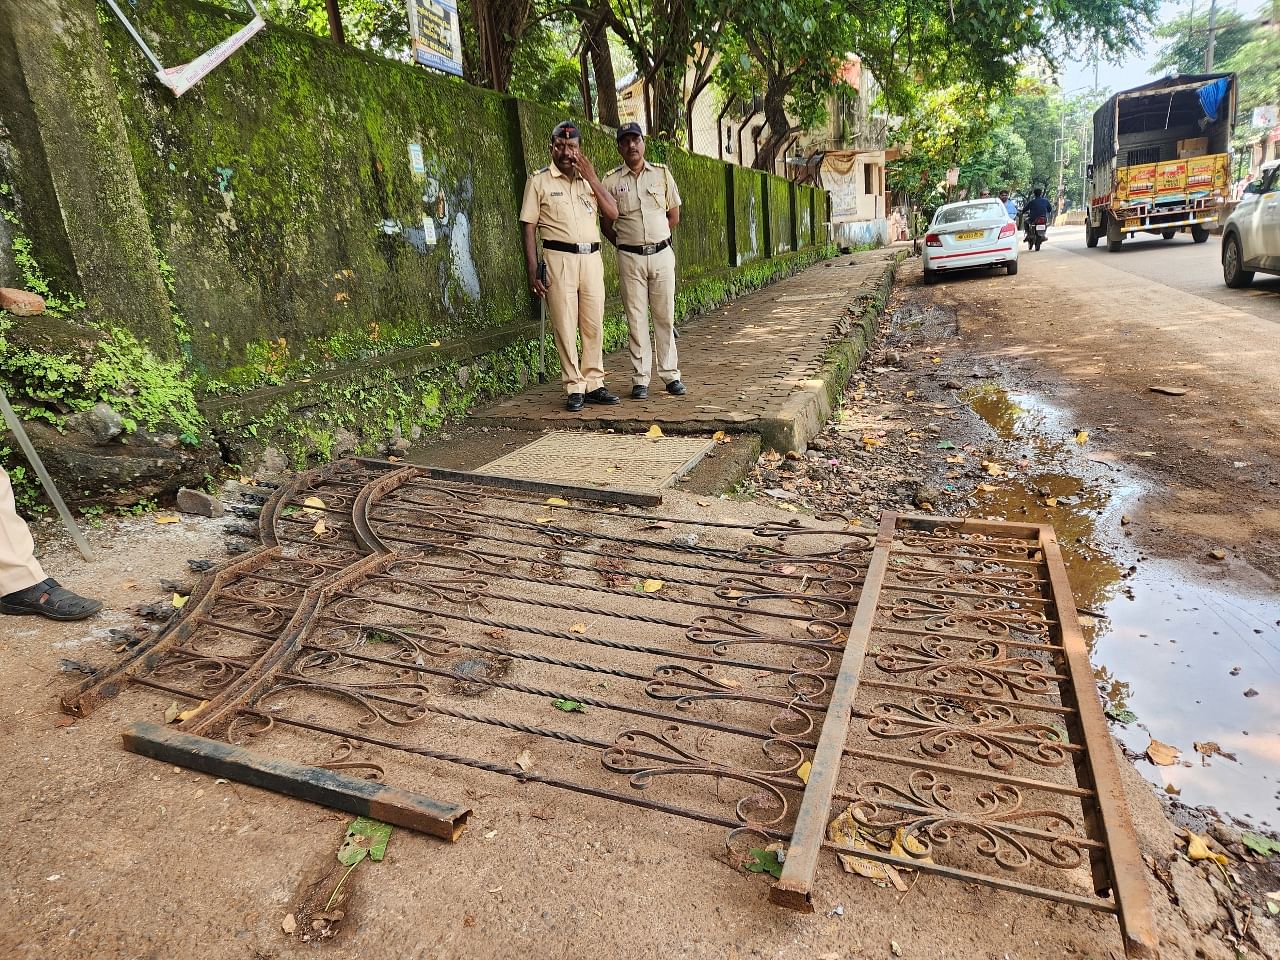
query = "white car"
(1222, 160, 1280, 288)
(923, 199, 1019, 282)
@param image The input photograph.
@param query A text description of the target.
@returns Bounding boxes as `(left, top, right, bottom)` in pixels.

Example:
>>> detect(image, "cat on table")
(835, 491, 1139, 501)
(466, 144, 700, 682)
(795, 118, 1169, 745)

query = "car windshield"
(936, 202, 1004, 225)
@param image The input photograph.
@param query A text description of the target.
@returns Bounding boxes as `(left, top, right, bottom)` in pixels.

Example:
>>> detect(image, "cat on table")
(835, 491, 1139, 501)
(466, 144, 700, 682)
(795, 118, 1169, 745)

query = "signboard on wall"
(1252, 105, 1278, 129)
(408, 0, 463, 77)
(820, 151, 861, 220)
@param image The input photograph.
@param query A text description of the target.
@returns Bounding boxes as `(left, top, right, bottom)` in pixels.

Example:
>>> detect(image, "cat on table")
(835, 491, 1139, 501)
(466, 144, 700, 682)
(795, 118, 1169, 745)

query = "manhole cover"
(475, 431, 714, 489)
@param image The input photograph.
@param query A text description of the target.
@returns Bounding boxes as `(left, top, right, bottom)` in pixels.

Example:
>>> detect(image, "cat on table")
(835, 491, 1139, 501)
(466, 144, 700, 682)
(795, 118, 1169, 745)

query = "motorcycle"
(1024, 215, 1047, 251)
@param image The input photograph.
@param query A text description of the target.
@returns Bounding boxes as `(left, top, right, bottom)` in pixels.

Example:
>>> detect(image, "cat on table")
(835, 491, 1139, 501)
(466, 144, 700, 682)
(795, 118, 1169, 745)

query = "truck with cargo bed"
(1086, 73, 1236, 251)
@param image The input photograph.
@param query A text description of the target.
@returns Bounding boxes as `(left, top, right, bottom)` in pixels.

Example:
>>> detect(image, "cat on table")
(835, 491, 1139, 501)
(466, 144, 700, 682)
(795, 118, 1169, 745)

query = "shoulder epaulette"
(650, 162, 668, 168)
(606, 165, 624, 175)
(534, 165, 549, 174)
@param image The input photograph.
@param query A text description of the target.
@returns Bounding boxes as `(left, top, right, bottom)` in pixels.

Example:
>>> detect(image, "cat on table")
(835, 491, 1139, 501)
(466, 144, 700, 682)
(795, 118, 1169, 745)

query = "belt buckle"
(642, 243, 656, 255)
(577, 242, 592, 254)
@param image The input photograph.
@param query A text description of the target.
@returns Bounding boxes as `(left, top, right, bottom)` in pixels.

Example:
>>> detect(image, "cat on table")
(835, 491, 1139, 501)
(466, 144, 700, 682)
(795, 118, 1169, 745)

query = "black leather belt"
(617, 238, 671, 256)
(543, 240, 600, 254)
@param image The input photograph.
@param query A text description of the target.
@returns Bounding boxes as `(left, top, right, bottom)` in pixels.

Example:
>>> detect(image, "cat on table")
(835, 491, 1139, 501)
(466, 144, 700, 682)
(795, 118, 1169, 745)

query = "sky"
(1058, 0, 1259, 95)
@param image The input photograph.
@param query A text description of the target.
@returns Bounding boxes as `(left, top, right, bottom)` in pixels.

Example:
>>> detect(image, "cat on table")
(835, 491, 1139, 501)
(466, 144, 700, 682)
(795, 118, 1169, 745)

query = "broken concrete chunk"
(65, 402, 126, 444)
(0, 287, 46, 316)
(1168, 857, 1221, 931)
(176, 488, 226, 518)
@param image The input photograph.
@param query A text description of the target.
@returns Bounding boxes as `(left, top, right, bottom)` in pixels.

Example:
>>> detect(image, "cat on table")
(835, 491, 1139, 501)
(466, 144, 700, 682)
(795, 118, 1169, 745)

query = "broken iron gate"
(64, 458, 1158, 958)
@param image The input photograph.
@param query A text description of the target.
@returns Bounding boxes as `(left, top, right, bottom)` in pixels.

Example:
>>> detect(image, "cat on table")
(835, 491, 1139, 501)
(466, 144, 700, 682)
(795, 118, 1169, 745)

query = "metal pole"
(1204, 0, 1218, 71)
(0, 389, 94, 561)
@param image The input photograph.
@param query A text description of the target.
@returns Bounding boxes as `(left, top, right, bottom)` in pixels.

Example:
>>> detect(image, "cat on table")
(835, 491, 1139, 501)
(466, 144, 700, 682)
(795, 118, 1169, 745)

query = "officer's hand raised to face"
(570, 150, 598, 182)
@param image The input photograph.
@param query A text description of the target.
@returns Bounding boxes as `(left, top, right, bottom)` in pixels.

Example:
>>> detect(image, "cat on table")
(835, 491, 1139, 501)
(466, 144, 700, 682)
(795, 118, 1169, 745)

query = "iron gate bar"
(770, 512, 896, 911)
(353, 459, 664, 507)
(124, 722, 471, 839)
(1037, 523, 1158, 958)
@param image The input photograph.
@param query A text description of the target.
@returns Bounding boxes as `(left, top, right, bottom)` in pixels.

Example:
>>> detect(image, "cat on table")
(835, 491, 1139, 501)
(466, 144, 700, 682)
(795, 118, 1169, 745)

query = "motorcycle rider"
(1024, 187, 1054, 244)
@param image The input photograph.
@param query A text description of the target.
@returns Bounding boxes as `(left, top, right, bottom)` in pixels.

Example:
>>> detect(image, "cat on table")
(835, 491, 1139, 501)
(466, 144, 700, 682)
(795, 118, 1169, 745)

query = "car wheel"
(1190, 224, 1209, 244)
(1006, 260, 1018, 276)
(1085, 221, 1098, 248)
(1223, 235, 1254, 289)
(923, 267, 937, 284)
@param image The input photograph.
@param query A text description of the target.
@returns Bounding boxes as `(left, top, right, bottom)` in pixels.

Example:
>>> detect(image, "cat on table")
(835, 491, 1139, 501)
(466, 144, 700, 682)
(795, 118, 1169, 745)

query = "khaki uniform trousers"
(544, 248, 606, 394)
(0, 466, 45, 596)
(618, 245, 679, 388)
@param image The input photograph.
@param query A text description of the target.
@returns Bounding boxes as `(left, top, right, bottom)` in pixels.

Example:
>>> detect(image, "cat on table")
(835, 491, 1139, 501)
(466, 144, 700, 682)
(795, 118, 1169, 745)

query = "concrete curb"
(756, 250, 906, 452)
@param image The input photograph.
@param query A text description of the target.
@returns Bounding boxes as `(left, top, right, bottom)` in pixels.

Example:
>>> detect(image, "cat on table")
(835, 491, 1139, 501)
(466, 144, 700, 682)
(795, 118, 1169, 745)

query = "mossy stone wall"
(731, 166, 764, 266)
(663, 150, 730, 286)
(766, 173, 795, 255)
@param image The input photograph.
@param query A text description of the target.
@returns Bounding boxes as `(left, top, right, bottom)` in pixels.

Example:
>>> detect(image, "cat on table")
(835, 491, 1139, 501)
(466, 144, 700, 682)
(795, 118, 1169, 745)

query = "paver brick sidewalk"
(471, 249, 902, 451)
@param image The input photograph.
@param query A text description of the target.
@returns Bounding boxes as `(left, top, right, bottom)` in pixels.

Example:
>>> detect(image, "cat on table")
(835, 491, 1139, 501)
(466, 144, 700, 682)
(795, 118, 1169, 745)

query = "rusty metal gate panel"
(63, 459, 1156, 959)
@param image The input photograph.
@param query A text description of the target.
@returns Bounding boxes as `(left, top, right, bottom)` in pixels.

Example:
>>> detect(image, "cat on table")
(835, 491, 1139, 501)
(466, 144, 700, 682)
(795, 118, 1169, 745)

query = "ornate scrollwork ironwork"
(865, 696, 1071, 769)
(873, 636, 1054, 698)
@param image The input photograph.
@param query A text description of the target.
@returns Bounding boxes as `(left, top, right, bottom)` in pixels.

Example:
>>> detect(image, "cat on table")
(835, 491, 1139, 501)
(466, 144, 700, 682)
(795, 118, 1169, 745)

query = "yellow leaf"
(570, 623, 587, 634)
(712, 430, 726, 442)
(313, 518, 328, 536)
(642, 579, 664, 592)
(333, 291, 349, 302)
(905, 390, 915, 398)
(889, 827, 933, 864)
(984, 462, 1006, 477)
(545, 497, 570, 506)
(177, 700, 209, 723)
(238, 476, 254, 484)
(1044, 496, 1058, 507)
(930, 357, 941, 364)
(946, 455, 965, 463)
(429, 340, 442, 347)
(1146, 738, 1180, 766)
(302, 496, 325, 515)
(1074, 430, 1089, 444)
(1187, 832, 1228, 866)
(534, 516, 553, 523)
(172, 593, 188, 609)
(796, 761, 812, 784)
(154, 514, 180, 524)
(387, 455, 402, 463)
(645, 424, 664, 438)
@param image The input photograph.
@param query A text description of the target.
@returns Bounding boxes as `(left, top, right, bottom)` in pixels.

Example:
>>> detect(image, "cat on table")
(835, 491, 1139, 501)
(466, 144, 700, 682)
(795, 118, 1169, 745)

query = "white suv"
(1222, 160, 1280, 288)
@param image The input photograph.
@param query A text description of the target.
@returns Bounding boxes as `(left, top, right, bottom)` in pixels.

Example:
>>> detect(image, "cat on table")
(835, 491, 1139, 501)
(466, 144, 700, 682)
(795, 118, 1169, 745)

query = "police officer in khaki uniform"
(520, 121, 620, 412)
(600, 123, 685, 400)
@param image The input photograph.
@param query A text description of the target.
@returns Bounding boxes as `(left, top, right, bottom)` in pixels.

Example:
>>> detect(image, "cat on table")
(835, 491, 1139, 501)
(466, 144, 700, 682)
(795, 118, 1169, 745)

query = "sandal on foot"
(0, 578, 103, 621)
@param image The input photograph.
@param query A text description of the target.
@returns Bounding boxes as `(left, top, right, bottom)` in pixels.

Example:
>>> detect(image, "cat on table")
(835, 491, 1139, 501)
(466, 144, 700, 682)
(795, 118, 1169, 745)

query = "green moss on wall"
(731, 166, 763, 266)
(664, 150, 730, 285)
(766, 174, 794, 256)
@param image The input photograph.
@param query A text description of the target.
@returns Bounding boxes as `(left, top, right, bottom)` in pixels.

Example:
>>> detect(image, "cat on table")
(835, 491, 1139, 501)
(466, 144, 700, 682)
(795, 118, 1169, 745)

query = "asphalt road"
(1049, 223, 1280, 324)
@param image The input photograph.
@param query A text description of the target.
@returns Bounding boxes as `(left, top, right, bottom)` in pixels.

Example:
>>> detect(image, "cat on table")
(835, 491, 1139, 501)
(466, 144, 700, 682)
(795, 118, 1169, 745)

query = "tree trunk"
(467, 0, 533, 93)
(650, 62, 684, 139)
(753, 89, 792, 171)
(587, 9, 620, 127)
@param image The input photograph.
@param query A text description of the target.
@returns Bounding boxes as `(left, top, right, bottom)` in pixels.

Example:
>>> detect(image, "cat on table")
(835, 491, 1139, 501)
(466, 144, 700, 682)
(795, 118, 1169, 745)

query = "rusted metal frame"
(873, 623, 1065, 654)
(858, 679, 1076, 716)
(352, 465, 420, 552)
(897, 513, 1045, 539)
(828, 791, 1106, 851)
(181, 554, 388, 737)
(313, 609, 839, 680)
(361, 563, 850, 625)
(851, 705, 1087, 755)
(843, 747, 1095, 799)
(880, 582, 1051, 605)
(352, 459, 664, 507)
(61, 546, 289, 717)
(891, 548, 1044, 568)
(1036, 525, 1159, 958)
(771, 512, 897, 911)
(294, 639, 827, 744)
(817, 841, 1120, 914)
(239, 710, 793, 838)
(124, 722, 471, 841)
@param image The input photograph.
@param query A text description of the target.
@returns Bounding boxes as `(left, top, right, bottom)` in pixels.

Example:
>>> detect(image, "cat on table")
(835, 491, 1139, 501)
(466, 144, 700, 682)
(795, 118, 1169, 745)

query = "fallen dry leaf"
(171, 593, 188, 609)
(570, 623, 587, 634)
(302, 495, 325, 512)
(1044, 497, 1058, 508)
(514, 750, 534, 772)
(281, 914, 297, 934)
(641, 579, 664, 593)
(1074, 430, 1089, 444)
(1146, 738, 1180, 766)
(545, 497, 570, 506)
(163, 702, 182, 724)
(153, 515, 180, 525)
(984, 462, 1006, 477)
(1187, 832, 1228, 866)
(177, 700, 209, 723)
(797, 761, 812, 784)
(534, 516, 553, 523)
(312, 518, 328, 536)
(645, 424, 664, 438)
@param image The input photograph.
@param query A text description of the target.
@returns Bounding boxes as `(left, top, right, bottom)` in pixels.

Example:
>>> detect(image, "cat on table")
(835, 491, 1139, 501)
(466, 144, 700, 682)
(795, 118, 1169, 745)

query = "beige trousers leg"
(544, 249, 606, 394)
(0, 466, 45, 596)
(619, 246, 679, 387)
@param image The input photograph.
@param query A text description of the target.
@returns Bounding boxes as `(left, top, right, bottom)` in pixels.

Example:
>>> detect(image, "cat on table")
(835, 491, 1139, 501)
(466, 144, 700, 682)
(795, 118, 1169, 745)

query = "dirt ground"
(4, 251, 1280, 960)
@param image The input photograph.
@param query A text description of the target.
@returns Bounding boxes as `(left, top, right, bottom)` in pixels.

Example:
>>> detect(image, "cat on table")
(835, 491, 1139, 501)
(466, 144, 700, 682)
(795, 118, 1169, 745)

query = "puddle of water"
(965, 385, 1280, 825)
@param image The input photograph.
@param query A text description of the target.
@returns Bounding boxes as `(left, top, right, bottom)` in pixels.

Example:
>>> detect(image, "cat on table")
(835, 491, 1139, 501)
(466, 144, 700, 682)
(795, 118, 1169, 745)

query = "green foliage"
(508, 17, 584, 112)
(10, 237, 86, 316)
(1150, 7, 1252, 76)
(1223, 20, 1280, 153)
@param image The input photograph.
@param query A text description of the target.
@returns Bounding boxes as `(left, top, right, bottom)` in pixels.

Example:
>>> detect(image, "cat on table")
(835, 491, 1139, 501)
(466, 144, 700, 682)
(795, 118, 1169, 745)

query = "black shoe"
(565, 393, 584, 412)
(585, 387, 620, 405)
(665, 380, 687, 396)
(631, 385, 648, 400)
(0, 578, 102, 621)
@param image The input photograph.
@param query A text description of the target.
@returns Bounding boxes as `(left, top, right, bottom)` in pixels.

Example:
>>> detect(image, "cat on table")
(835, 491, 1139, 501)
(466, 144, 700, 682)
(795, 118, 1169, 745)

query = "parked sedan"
(1222, 160, 1280, 288)
(922, 199, 1019, 282)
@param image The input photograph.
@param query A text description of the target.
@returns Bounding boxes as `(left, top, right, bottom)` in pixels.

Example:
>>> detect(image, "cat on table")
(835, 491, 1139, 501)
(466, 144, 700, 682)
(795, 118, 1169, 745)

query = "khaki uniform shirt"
(601, 161, 681, 245)
(519, 164, 601, 245)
